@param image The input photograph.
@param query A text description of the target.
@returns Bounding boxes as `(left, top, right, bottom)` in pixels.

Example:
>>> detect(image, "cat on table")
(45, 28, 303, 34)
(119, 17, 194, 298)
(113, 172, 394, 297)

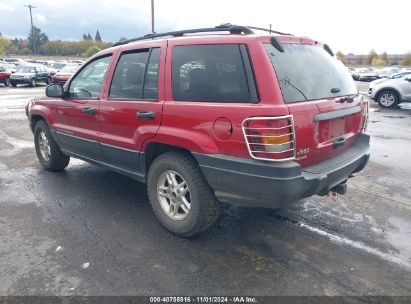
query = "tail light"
(242, 115, 296, 162)
(360, 100, 369, 132)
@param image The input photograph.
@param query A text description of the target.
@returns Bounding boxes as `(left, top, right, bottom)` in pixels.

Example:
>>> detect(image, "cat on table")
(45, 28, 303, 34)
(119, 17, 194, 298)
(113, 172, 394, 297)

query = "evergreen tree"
(82, 33, 88, 40)
(95, 30, 102, 42)
(87, 33, 93, 40)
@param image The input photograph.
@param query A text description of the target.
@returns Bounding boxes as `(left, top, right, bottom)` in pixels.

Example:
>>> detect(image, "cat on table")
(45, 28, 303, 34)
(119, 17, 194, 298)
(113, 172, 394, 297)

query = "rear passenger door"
(161, 42, 263, 158)
(98, 42, 165, 174)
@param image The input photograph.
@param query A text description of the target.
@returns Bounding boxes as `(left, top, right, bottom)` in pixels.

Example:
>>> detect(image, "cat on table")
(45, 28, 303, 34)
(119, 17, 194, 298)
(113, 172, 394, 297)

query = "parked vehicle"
(356, 68, 379, 81)
(26, 24, 370, 236)
(368, 73, 411, 108)
(52, 64, 81, 84)
(10, 65, 52, 87)
(0, 65, 12, 86)
(47, 62, 68, 75)
(4, 58, 26, 65)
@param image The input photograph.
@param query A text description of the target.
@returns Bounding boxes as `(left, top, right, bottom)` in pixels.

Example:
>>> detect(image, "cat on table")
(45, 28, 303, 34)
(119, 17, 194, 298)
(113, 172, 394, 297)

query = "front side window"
(109, 48, 160, 100)
(172, 44, 257, 103)
(69, 56, 111, 99)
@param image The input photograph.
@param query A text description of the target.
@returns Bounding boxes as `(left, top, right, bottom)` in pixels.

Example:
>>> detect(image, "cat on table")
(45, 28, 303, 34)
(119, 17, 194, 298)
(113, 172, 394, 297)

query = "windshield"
(265, 43, 357, 103)
(59, 65, 79, 73)
(17, 66, 36, 73)
(49, 63, 66, 69)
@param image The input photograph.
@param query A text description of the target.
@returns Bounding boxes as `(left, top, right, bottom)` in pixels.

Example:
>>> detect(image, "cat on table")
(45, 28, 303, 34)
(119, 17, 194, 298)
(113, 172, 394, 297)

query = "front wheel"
(45, 77, 52, 85)
(147, 151, 221, 237)
(30, 78, 36, 87)
(11, 82, 17, 87)
(4, 77, 11, 86)
(34, 120, 70, 171)
(377, 90, 399, 108)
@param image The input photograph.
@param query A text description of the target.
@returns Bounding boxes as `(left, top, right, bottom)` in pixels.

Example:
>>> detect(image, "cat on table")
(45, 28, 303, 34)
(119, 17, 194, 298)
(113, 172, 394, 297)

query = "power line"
(24, 4, 37, 55)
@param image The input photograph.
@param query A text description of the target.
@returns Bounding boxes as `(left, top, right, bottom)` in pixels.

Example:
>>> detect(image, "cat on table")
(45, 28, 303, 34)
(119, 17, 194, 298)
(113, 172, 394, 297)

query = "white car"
(368, 72, 411, 108)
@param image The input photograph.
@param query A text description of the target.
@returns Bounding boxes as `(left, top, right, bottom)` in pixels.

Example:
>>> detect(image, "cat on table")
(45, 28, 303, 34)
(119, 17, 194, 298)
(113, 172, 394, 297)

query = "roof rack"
(113, 23, 290, 47)
(245, 25, 292, 36)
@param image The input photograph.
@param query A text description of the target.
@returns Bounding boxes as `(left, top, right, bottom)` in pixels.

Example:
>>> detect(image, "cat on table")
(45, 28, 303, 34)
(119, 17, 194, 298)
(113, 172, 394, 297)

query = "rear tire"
(45, 77, 51, 85)
(34, 120, 70, 171)
(147, 151, 221, 237)
(377, 90, 399, 108)
(4, 77, 11, 86)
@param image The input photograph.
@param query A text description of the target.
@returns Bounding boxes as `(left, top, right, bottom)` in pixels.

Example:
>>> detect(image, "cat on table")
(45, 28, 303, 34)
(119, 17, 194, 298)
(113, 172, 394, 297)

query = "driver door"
(53, 55, 112, 161)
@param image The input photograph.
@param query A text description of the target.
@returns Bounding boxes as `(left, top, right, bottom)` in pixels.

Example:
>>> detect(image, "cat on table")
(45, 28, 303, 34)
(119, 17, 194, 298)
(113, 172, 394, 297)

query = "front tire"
(147, 151, 221, 237)
(4, 77, 11, 86)
(11, 82, 17, 87)
(34, 120, 70, 171)
(31, 78, 36, 87)
(377, 90, 399, 108)
(45, 77, 52, 85)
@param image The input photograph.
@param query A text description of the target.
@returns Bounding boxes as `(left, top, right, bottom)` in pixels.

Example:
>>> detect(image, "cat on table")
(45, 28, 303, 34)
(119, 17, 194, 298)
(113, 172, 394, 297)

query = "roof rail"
(113, 24, 255, 46)
(246, 25, 292, 36)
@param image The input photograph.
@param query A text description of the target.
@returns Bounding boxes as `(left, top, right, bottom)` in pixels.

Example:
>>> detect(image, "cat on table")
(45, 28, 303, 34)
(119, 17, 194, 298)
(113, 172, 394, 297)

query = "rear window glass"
(265, 43, 357, 103)
(172, 44, 257, 103)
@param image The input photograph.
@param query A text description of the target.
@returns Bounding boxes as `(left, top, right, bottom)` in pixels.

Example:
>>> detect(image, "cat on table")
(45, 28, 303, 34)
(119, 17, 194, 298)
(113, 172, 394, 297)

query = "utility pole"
(151, 0, 155, 34)
(24, 4, 36, 55)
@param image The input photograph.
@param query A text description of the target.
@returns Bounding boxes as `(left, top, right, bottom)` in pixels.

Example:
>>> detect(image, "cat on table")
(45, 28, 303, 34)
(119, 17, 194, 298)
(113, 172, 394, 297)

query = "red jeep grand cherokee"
(26, 25, 370, 237)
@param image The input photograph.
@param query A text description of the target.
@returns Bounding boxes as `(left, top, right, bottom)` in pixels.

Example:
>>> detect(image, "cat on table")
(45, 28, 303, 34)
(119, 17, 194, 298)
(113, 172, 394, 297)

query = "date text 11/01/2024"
(149, 296, 257, 303)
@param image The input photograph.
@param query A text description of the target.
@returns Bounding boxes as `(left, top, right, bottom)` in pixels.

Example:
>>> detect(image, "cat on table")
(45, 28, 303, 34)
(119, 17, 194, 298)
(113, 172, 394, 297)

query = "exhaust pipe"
(331, 183, 347, 195)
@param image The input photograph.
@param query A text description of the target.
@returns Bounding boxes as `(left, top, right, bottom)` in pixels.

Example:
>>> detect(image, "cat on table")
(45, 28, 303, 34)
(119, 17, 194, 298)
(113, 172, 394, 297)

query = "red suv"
(26, 25, 370, 237)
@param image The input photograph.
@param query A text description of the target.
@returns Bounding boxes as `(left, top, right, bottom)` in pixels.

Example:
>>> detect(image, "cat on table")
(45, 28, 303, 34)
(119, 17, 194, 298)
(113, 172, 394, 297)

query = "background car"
(0, 65, 12, 86)
(9, 65, 52, 87)
(52, 64, 81, 84)
(356, 68, 379, 81)
(47, 62, 68, 75)
(368, 73, 411, 108)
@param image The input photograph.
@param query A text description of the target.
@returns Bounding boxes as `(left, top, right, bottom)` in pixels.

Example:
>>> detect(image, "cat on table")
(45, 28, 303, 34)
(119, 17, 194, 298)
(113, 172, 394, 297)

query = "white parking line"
(300, 222, 411, 270)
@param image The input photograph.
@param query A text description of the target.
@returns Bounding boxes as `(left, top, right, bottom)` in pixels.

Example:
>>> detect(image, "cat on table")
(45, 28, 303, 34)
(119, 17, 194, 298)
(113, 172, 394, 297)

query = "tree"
(335, 51, 347, 65)
(356, 55, 364, 66)
(87, 33, 93, 40)
(82, 33, 88, 40)
(366, 49, 378, 65)
(381, 52, 389, 65)
(95, 30, 102, 42)
(402, 53, 411, 66)
(28, 26, 49, 54)
(117, 37, 128, 43)
(372, 57, 387, 67)
(82, 45, 101, 58)
(0, 36, 11, 54)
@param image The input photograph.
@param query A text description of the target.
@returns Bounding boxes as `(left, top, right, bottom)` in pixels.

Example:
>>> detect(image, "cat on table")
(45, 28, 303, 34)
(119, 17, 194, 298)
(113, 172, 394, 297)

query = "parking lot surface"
(1, 83, 411, 296)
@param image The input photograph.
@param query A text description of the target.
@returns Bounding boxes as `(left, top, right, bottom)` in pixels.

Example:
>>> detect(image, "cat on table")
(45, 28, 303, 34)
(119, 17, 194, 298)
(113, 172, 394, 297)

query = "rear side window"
(265, 44, 357, 103)
(109, 48, 160, 100)
(172, 44, 258, 103)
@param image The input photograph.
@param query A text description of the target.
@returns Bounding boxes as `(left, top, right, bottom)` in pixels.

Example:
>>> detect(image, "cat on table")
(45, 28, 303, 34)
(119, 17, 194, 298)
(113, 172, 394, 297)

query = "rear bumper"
(194, 134, 370, 208)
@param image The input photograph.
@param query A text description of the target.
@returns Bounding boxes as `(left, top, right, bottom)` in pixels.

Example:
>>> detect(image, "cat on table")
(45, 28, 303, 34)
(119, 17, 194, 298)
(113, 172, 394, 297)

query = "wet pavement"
(0, 83, 410, 296)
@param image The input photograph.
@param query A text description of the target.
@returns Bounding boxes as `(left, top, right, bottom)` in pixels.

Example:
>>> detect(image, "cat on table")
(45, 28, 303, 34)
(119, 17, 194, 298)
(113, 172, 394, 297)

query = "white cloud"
(0, 3, 15, 11)
(35, 13, 47, 25)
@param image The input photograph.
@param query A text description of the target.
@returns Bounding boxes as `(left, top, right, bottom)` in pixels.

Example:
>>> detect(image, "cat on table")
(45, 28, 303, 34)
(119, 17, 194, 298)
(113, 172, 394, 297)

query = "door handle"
(82, 107, 96, 115)
(333, 136, 346, 149)
(136, 111, 155, 120)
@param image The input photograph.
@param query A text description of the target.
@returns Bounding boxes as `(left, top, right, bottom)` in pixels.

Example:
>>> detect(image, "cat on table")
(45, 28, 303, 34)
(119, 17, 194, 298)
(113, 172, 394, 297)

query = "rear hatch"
(265, 40, 367, 167)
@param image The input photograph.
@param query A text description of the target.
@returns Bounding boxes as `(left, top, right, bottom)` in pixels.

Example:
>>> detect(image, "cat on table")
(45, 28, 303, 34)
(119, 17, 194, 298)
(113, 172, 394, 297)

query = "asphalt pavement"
(0, 83, 410, 296)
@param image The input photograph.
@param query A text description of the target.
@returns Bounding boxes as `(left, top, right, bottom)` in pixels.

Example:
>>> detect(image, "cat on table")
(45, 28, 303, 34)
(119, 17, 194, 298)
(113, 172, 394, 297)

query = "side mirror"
(46, 83, 65, 98)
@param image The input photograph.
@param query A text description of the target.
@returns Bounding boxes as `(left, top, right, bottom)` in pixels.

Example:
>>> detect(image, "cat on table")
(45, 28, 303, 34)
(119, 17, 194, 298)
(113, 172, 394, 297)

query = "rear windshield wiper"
(281, 78, 308, 101)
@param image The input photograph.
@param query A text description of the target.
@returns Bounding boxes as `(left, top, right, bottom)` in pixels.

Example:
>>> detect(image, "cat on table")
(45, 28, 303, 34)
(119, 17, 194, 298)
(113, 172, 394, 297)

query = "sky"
(0, 0, 410, 54)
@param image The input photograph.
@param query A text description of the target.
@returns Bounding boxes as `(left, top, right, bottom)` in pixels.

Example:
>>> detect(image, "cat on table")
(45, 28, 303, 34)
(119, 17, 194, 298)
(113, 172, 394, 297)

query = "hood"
(11, 72, 34, 77)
